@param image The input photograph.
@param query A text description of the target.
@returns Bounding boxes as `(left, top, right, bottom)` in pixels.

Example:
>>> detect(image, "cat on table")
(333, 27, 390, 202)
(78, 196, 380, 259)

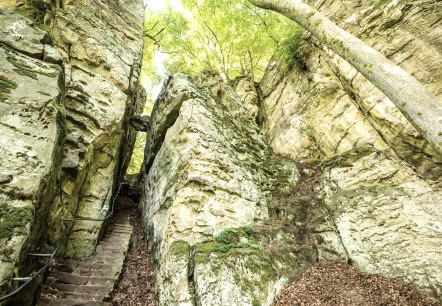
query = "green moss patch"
(275, 26, 308, 71)
(0, 203, 34, 240)
(170, 240, 190, 259)
(0, 74, 17, 101)
(7, 54, 38, 80)
(194, 226, 261, 264)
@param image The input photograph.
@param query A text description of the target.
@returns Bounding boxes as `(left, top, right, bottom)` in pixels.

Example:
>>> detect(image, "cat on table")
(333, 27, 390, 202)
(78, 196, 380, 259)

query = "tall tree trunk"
(249, 0, 442, 158)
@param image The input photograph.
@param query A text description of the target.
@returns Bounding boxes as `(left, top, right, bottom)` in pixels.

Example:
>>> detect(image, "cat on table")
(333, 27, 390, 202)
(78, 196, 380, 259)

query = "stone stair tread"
(51, 283, 110, 294)
(70, 267, 120, 277)
(96, 245, 125, 251)
(47, 299, 109, 306)
(59, 291, 107, 301)
(58, 260, 114, 271)
(53, 271, 118, 286)
(110, 229, 132, 234)
(98, 240, 129, 246)
(110, 226, 132, 230)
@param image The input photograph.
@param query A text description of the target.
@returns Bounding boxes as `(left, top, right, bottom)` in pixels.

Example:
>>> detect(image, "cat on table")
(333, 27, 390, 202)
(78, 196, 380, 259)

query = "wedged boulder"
(129, 115, 150, 132)
(141, 73, 305, 305)
(0, 12, 64, 295)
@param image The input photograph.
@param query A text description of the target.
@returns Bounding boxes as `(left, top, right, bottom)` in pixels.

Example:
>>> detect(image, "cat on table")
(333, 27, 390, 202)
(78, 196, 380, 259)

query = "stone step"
(101, 234, 131, 240)
(87, 254, 126, 262)
(59, 291, 107, 301)
(108, 221, 129, 225)
(58, 260, 114, 271)
(95, 244, 125, 251)
(110, 229, 132, 234)
(53, 271, 117, 287)
(69, 267, 120, 278)
(109, 225, 132, 230)
(47, 299, 109, 306)
(51, 283, 109, 296)
(98, 238, 130, 245)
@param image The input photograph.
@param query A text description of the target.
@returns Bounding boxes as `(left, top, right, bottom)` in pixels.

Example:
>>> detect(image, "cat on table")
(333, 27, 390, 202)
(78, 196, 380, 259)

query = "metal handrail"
(0, 183, 122, 303)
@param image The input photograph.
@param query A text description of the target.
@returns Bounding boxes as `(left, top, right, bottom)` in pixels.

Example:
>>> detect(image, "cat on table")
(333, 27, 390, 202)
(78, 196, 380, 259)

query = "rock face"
(141, 1, 442, 304)
(141, 73, 310, 305)
(0, 8, 65, 296)
(43, 0, 145, 259)
(259, 0, 442, 301)
(0, 0, 145, 300)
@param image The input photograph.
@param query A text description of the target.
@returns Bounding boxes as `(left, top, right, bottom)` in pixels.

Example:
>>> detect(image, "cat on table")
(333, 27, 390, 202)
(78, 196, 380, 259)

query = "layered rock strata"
(43, 0, 145, 259)
(259, 0, 442, 300)
(0, 0, 145, 300)
(0, 8, 65, 297)
(141, 73, 312, 305)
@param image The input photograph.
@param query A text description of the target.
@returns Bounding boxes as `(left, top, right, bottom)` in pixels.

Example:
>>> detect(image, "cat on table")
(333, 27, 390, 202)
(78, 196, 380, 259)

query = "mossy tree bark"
(249, 0, 442, 158)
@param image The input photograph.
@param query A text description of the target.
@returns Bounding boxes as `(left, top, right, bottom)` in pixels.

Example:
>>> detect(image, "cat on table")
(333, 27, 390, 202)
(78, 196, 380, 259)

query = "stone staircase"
(37, 197, 134, 306)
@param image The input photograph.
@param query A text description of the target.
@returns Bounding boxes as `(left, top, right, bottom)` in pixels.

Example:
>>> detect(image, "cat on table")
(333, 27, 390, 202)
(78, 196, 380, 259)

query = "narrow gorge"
(0, 0, 441, 305)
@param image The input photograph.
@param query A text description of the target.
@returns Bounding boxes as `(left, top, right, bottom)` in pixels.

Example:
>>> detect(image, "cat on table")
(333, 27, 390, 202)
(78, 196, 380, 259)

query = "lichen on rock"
(0, 10, 64, 297)
(258, 0, 442, 301)
(140, 73, 304, 305)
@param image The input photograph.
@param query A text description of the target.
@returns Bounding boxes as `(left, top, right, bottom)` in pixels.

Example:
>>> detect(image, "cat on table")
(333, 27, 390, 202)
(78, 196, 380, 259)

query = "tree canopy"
(129, 0, 304, 174)
(142, 0, 301, 83)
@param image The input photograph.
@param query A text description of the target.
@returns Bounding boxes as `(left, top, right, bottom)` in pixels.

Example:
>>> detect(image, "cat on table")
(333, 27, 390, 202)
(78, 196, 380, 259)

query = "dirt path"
(273, 261, 441, 306)
(110, 208, 156, 306)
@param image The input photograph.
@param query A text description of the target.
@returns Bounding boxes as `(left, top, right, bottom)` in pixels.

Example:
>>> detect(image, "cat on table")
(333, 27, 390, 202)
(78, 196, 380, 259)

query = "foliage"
(129, 0, 306, 175)
(198, 226, 259, 254)
(274, 27, 307, 71)
(143, 0, 302, 82)
(127, 132, 147, 174)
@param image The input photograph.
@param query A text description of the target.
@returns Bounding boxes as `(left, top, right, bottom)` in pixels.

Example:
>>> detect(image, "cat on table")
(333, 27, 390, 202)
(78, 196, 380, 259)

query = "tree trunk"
(249, 0, 442, 158)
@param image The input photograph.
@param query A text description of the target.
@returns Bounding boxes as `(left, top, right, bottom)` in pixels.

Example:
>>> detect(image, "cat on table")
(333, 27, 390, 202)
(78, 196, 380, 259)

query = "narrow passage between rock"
(110, 203, 156, 305)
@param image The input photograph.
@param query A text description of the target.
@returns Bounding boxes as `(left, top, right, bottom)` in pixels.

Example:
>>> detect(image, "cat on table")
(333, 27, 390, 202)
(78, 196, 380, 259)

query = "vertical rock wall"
(259, 0, 442, 300)
(141, 73, 309, 305)
(0, 0, 145, 299)
(0, 8, 65, 297)
(44, 0, 145, 258)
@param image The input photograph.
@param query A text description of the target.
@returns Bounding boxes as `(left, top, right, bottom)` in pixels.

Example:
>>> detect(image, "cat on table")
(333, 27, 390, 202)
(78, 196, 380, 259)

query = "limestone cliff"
(259, 0, 442, 300)
(45, 0, 145, 259)
(141, 73, 305, 305)
(0, 9, 64, 297)
(140, 0, 442, 304)
(0, 0, 145, 300)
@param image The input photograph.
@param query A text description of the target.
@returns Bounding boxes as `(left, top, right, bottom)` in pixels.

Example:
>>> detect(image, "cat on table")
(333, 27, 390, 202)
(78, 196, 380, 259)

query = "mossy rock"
(194, 226, 262, 264)
(0, 203, 34, 240)
(0, 74, 17, 101)
(170, 240, 190, 260)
